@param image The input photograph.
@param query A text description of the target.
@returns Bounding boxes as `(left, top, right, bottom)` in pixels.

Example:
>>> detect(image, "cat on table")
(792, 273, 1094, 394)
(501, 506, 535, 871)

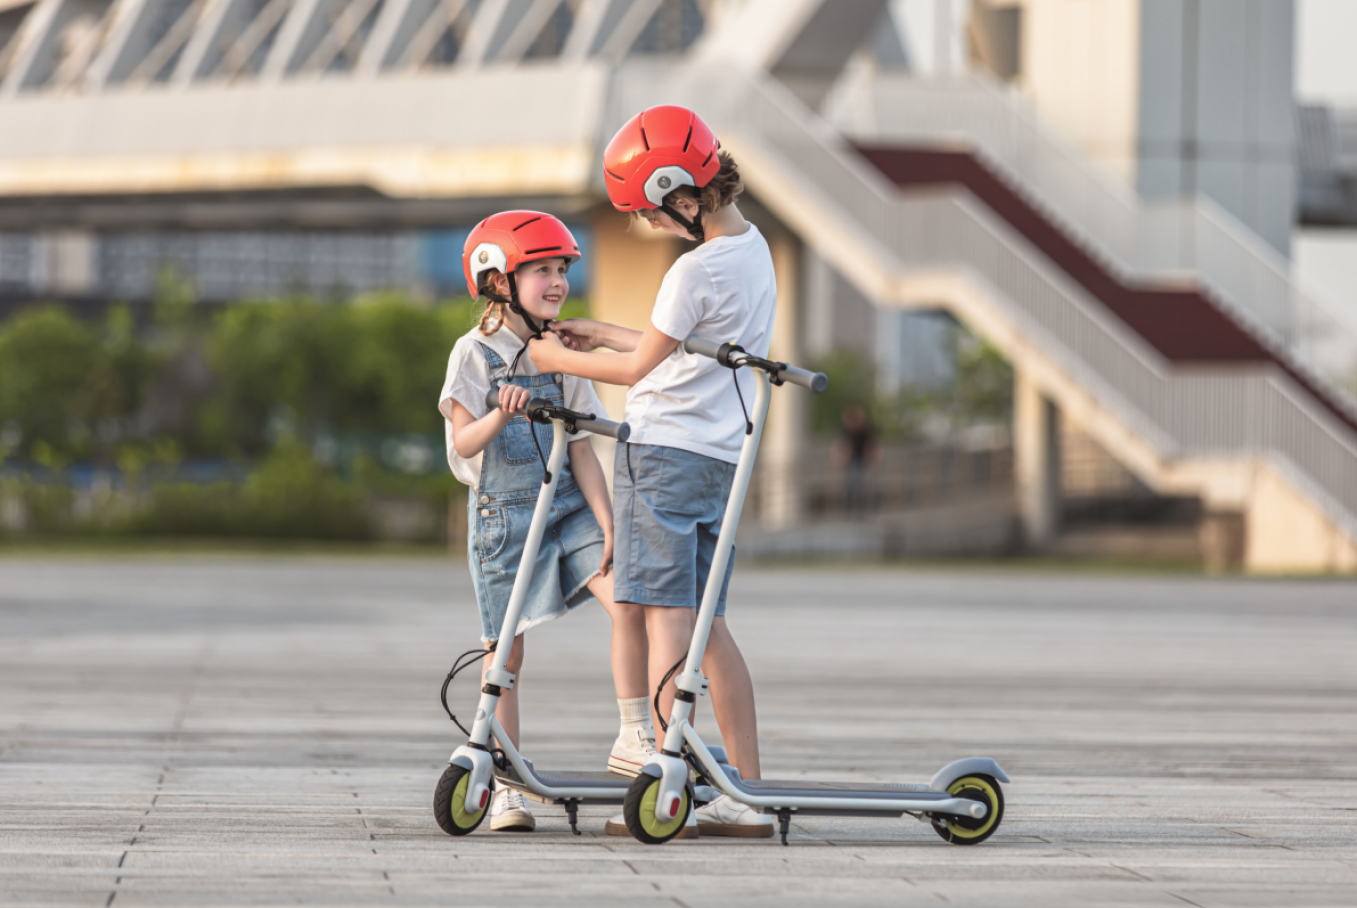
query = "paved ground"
(1, 557, 1355, 907)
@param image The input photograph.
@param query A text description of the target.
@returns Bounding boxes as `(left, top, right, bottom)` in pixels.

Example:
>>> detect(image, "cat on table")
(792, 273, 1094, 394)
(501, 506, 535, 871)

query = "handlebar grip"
(779, 365, 829, 393)
(683, 334, 725, 359)
(484, 387, 505, 410)
(572, 416, 631, 442)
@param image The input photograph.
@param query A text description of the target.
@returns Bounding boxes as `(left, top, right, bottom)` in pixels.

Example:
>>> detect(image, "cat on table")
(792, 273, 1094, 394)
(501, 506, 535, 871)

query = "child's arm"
(552, 318, 641, 353)
(568, 437, 614, 575)
(440, 384, 532, 460)
(529, 324, 679, 388)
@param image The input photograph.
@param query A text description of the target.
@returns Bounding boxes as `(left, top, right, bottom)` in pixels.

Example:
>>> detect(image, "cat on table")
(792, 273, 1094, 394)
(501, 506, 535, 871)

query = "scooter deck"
(494, 759, 633, 804)
(744, 779, 937, 795)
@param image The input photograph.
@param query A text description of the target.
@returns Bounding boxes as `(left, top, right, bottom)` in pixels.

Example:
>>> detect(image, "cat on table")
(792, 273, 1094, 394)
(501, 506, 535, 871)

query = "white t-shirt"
(440, 326, 606, 490)
(626, 223, 777, 464)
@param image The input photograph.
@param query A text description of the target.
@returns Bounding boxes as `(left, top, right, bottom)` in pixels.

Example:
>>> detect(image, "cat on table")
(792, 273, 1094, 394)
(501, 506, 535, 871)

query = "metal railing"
(830, 74, 1357, 403)
(677, 67, 1357, 540)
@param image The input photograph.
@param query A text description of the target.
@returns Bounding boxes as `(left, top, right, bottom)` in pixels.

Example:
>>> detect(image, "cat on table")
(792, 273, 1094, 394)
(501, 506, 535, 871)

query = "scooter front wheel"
(622, 773, 692, 844)
(433, 763, 491, 836)
(932, 774, 1004, 845)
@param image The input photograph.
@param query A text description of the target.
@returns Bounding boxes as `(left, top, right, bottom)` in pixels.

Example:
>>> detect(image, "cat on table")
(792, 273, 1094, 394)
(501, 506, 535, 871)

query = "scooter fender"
(449, 746, 496, 815)
(642, 753, 690, 824)
(929, 757, 1010, 791)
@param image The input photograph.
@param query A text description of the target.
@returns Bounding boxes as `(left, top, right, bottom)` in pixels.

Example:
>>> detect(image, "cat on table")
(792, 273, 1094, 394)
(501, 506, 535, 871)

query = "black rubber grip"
(572, 417, 631, 442)
(780, 365, 829, 393)
(683, 334, 724, 359)
(484, 386, 506, 410)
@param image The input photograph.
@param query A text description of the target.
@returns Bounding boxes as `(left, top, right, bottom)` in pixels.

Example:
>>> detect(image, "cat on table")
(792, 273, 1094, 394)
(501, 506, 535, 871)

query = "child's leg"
(646, 604, 695, 730)
(483, 633, 525, 749)
(703, 617, 760, 780)
(588, 573, 648, 700)
(647, 607, 760, 781)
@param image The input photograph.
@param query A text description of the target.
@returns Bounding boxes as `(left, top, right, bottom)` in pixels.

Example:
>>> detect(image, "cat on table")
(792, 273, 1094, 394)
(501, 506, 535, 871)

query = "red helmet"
(462, 211, 580, 299)
(603, 105, 720, 213)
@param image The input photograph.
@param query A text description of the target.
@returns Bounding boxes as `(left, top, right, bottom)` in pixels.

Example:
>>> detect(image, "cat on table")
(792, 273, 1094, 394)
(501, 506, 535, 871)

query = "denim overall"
(468, 342, 605, 642)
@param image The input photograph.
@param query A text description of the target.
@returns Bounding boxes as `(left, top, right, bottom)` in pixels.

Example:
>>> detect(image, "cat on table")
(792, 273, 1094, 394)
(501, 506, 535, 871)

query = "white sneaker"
(489, 788, 535, 832)
(607, 726, 656, 778)
(606, 807, 698, 839)
(694, 794, 774, 838)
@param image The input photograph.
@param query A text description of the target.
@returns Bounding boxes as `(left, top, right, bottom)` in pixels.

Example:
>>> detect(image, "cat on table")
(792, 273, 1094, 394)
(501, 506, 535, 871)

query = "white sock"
(618, 696, 653, 734)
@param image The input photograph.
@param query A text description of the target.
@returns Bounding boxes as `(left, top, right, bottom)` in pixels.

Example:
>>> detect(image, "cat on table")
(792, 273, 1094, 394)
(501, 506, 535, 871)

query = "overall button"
(480, 509, 490, 517)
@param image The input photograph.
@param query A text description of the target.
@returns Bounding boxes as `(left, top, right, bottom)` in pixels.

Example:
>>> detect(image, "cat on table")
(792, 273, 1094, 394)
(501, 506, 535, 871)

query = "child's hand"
(498, 383, 531, 416)
(551, 319, 602, 352)
(527, 331, 565, 370)
(599, 530, 614, 577)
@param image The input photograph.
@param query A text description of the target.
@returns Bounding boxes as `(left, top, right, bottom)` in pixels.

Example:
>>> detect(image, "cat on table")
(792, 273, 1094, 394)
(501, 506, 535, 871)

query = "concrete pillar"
(760, 229, 807, 528)
(1014, 369, 1061, 547)
(587, 206, 679, 487)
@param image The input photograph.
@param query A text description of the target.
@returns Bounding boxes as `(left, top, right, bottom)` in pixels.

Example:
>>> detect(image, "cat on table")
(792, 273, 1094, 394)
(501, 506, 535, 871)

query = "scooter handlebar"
(778, 364, 830, 393)
(683, 335, 828, 393)
(482, 387, 630, 441)
(682, 335, 725, 359)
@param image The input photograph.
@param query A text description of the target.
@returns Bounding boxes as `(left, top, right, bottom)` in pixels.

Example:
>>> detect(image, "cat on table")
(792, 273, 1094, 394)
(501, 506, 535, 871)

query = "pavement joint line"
(1164, 892, 1206, 908)
(1110, 863, 1152, 881)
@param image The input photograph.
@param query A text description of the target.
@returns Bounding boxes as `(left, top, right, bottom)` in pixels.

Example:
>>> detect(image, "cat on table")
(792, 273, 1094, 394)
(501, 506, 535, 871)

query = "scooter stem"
(469, 420, 568, 746)
(664, 370, 772, 747)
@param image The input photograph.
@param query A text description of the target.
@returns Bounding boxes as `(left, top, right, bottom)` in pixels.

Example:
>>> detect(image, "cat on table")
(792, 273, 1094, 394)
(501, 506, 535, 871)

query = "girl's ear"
(491, 271, 511, 297)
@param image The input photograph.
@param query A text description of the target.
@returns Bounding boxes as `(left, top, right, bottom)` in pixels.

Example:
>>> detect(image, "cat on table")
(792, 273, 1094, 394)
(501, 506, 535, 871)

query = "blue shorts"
(612, 443, 737, 614)
(469, 482, 604, 641)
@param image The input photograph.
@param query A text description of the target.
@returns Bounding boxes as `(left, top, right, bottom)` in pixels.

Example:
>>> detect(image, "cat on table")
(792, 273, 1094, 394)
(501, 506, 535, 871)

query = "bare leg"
(589, 574, 648, 700)
(483, 633, 525, 749)
(645, 605, 696, 734)
(702, 616, 760, 780)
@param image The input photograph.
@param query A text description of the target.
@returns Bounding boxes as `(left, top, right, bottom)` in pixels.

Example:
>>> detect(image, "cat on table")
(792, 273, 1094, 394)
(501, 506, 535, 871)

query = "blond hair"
(476, 270, 510, 336)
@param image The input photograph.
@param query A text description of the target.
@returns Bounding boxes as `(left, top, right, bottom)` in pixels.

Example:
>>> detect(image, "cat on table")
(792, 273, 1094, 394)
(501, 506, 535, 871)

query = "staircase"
(610, 64, 1357, 571)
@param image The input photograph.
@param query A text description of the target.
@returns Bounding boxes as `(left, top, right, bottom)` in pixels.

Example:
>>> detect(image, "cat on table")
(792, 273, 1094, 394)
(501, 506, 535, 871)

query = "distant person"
(832, 403, 880, 514)
(438, 211, 650, 833)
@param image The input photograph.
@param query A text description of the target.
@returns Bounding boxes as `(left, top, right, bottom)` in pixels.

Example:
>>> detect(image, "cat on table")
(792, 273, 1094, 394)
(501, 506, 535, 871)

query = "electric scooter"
(433, 389, 638, 838)
(433, 339, 1007, 846)
(616, 336, 1010, 847)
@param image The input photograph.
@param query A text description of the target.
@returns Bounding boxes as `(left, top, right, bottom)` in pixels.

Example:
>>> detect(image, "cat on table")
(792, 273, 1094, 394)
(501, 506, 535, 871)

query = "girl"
(438, 212, 652, 833)
(529, 106, 776, 838)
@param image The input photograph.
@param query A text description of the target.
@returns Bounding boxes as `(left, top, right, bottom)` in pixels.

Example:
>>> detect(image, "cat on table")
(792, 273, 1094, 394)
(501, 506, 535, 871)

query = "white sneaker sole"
(605, 818, 698, 839)
(696, 821, 774, 838)
(490, 810, 536, 832)
(606, 754, 648, 778)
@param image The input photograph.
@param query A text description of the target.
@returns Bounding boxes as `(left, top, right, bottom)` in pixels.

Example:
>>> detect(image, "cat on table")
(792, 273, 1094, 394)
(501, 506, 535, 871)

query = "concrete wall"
(1017, 0, 1296, 255)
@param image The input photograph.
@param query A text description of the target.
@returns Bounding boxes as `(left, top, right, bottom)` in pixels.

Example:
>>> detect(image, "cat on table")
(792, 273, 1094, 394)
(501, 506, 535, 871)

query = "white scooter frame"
(434, 391, 638, 837)
(621, 336, 1010, 847)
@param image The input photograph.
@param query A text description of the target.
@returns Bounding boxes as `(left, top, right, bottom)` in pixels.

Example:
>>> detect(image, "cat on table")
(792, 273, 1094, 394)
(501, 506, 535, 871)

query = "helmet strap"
(659, 202, 705, 243)
(502, 271, 551, 378)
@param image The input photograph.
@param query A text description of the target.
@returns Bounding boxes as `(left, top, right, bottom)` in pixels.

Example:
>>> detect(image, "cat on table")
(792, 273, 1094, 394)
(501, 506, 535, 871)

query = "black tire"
(433, 763, 490, 836)
(932, 774, 1004, 845)
(621, 773, 692, 845)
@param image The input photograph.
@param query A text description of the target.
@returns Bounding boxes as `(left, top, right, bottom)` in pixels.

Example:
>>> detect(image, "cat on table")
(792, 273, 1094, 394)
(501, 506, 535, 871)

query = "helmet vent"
(605, 169, 625, 181)
(513, 216, 543, 231)
(682, 125, 692, 153)
(523, 246, 563, 255)
(702, 147, 714, 167)
(640, 126, 650, 151)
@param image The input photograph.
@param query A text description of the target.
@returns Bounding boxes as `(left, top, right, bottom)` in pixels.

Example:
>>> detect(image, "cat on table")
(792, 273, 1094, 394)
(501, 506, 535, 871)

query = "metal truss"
(0, 0, 719, 91)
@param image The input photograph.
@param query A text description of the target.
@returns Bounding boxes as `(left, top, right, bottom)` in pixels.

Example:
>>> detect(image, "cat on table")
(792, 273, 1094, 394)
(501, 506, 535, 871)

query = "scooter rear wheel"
(622, 774, 692, 844)
(932, 774, 1004, 845)
(433, 763, 490, 836)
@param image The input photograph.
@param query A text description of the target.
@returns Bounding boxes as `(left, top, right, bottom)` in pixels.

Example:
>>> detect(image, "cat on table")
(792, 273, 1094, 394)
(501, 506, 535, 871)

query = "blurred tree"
(0, 306, 103, 458)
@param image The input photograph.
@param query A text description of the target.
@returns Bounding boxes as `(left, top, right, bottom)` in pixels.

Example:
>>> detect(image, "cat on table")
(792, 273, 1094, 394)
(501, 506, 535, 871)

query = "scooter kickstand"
(565, 800, 581, 836)
(776, 808, 792, 846)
